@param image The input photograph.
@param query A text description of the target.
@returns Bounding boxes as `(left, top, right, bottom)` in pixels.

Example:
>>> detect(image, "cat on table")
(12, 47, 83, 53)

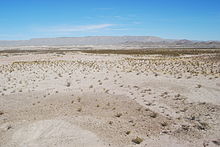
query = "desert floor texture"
(0, 49, 220, 147)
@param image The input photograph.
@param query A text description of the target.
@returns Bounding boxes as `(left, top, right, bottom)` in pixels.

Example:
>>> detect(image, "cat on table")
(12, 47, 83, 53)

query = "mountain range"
(0, 36, 220, 48)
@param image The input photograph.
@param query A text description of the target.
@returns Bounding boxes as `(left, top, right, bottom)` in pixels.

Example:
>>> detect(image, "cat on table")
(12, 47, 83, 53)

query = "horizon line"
(0, 35, 219, 42)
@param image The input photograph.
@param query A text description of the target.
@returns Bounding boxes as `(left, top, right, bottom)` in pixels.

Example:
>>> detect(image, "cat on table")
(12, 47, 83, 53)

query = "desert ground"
(0, 48, 220, 147)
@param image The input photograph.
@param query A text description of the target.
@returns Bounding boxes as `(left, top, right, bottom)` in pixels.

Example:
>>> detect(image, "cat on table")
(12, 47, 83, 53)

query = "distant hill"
(0, 36, 220, 48)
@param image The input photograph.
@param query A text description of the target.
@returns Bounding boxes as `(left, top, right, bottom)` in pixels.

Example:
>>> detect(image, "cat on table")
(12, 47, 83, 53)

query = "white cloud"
(38, 24, 115, 33)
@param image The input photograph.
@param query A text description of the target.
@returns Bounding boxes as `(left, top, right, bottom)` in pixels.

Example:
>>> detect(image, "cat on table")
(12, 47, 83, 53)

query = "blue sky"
(0, 0, 220, 40)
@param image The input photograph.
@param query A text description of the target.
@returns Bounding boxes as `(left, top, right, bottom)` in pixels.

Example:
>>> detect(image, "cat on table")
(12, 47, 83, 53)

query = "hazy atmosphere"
(0, 0, 220, 40)
(0, 1, 220, 147)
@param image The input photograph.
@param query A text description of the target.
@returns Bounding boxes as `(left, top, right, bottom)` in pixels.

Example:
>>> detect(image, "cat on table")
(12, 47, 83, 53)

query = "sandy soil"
(0, 50, 220, 147)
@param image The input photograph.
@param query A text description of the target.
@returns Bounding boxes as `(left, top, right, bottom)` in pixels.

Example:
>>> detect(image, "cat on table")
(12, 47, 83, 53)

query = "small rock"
(132, 137, 143, 144)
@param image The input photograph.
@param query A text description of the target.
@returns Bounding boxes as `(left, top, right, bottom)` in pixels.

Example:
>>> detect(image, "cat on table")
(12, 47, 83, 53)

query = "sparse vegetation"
(1, 48, 219, 146)
(80, 49, 220, 56)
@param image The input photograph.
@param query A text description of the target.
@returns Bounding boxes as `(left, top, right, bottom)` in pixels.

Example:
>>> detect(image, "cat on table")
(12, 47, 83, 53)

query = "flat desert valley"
(0, 48, 220, 147)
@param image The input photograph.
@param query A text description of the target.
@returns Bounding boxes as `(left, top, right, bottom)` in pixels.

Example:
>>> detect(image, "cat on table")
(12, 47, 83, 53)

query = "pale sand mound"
(10, 119, 106, 147)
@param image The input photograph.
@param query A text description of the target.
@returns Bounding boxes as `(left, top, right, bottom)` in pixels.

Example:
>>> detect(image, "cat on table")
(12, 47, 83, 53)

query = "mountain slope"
(0, 36, 219, 48)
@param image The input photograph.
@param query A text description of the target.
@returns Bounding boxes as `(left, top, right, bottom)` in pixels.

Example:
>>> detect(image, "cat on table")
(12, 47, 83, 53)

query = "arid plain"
(0, 48, 220, 147)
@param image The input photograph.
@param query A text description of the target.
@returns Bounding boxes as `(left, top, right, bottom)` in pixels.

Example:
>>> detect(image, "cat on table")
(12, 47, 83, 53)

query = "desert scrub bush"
(115, 113, 122, 117)
(77, 107, 82, 112)
(175, 94, 181, 97)
(149, 112, 158, 118)
(132, 137, 143, 144)
(66, 82, 71, 87)
(196, 122, 209, 130)
(180, 107, 188, 112)
(160, 121, 168, 127)
(196, 84, 202, 88)
(58, 73, 62, 77)
(0, 111, 4, 115)
(126, 131, 131, 135)
(212, 139, 220, 145)
(109, 121, 113, 125)
(137, 108, 141, 111)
